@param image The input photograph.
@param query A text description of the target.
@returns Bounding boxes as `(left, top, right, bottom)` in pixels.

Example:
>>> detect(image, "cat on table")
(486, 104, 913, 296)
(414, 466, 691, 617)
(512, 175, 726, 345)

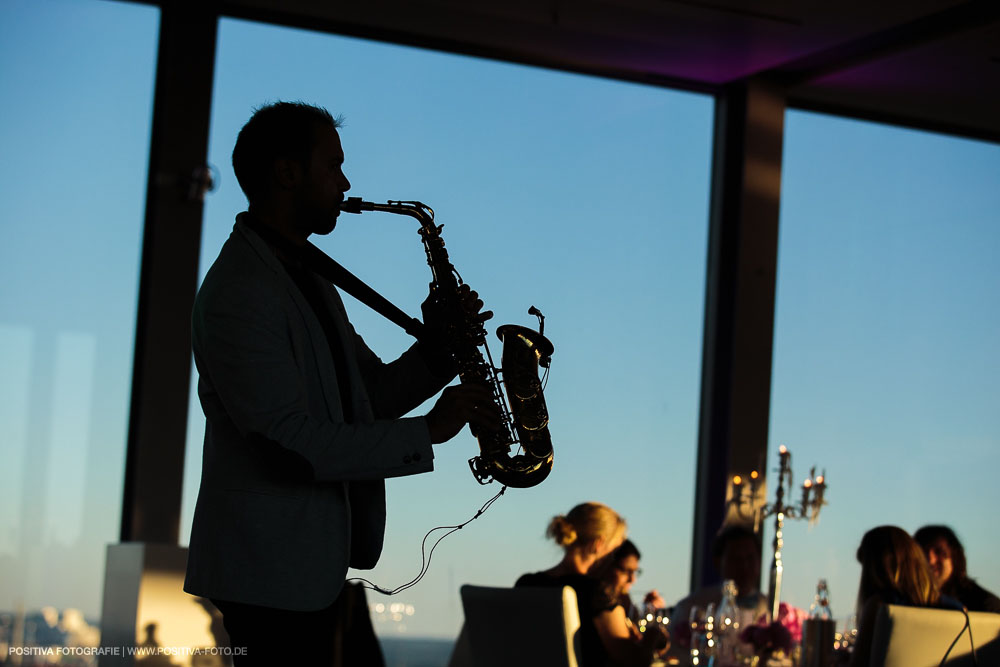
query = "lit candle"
(814, 473, 826, 505)
(802, 478, 813, 506)
(731, 474, 743, 505)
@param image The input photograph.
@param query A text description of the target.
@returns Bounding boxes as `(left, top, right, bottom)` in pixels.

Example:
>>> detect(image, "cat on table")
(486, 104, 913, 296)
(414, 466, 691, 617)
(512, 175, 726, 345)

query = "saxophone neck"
(339, 196, 450, 284)
(340, 197, 435, 228)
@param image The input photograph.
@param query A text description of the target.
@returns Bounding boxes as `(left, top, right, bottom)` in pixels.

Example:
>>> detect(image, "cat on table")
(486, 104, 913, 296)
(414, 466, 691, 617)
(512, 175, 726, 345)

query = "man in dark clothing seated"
(915, 524, 1000, 614)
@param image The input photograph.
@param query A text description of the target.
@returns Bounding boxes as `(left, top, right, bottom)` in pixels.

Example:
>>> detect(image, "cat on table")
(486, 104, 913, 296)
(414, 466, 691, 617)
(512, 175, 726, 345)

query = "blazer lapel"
(235, 219, 345, 422)
(234, 217, 388, 568)
(315, 280, 376, 423)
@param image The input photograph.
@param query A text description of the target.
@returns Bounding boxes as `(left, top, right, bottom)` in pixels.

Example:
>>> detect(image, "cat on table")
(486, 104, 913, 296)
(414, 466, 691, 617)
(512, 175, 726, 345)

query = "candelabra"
(726, 444, 828, 621)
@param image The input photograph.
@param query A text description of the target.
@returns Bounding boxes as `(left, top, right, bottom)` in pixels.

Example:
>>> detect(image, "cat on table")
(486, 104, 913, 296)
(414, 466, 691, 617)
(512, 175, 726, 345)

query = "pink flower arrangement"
(739, 603, 807, 656)
(775, 602, 806, 644)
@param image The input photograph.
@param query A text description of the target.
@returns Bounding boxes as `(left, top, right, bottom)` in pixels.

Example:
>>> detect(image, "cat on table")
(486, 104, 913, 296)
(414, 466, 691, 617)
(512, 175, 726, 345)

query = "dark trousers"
(212, 598, 340, 666)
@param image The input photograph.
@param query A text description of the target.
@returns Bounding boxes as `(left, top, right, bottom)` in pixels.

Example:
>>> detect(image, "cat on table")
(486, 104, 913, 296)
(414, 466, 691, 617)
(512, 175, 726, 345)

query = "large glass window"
(768, 110, 1000, 618)
(0, 0, 159, 654)
(180, 17, 713, 648)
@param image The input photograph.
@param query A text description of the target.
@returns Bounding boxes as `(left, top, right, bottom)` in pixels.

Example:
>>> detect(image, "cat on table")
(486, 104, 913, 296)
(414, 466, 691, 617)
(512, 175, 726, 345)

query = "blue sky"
(1, 0, 998, 642)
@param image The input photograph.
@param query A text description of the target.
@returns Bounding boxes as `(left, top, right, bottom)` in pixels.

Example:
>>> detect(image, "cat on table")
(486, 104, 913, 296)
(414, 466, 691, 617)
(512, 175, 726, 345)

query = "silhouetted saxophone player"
(184, 102, 513, 665)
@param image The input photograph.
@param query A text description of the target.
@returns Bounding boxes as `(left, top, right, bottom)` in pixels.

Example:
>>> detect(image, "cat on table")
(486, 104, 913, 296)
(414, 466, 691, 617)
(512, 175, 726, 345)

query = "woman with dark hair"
(914, 525, 1000, 613)
(600, 539, 667, 625)
(849, 526, 960, 667)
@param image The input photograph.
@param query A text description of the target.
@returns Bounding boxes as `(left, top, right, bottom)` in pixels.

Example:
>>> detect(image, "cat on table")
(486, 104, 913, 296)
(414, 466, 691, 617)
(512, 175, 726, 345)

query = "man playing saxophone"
(183, 101, 498, 665)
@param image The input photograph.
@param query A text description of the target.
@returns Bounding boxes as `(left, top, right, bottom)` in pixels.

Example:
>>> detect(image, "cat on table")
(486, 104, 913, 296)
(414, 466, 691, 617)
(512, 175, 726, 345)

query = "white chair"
(870, 603, 1000, 667)
(450, 584, 582, 667)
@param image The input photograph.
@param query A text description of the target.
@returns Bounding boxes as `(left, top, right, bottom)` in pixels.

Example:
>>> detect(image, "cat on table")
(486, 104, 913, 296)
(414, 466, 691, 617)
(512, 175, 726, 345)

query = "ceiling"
(215, 0, 1000, 142)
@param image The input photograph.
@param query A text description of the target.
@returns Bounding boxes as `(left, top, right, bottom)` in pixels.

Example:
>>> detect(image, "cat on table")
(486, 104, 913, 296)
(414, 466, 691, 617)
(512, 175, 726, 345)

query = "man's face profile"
(295, 123, 351, 237)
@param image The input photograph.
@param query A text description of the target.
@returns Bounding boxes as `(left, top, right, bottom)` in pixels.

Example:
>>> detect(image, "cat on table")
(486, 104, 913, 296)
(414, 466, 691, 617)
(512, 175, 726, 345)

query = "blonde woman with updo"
(516, 502, 669, 667)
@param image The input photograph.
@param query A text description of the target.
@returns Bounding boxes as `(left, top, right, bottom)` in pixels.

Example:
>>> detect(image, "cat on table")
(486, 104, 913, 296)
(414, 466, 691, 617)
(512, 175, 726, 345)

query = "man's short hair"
(712, 523, 760, 562)
(232, 101, 341, 204)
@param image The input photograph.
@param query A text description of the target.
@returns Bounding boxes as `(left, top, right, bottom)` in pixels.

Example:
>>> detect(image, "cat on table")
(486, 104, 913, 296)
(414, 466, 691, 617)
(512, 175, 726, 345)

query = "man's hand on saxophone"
(418, 282, 492, 376)
(425, 383, 502, 444)
(421, 283, 493, 333)
(420, 281, 501, 444)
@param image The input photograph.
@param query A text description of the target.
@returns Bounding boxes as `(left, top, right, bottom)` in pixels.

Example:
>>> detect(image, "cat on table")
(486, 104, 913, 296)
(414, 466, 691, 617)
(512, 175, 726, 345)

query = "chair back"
(458, 584, 582, 667)
(871, 603, 1000, 667)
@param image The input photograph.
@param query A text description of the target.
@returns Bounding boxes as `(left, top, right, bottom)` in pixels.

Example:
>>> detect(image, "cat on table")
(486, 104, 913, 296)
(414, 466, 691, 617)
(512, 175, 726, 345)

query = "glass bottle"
(809, 578, 832, 620)
(689, 604, 708, 665)
(803, 579, 835, 666)
(709, 580, 739, 666)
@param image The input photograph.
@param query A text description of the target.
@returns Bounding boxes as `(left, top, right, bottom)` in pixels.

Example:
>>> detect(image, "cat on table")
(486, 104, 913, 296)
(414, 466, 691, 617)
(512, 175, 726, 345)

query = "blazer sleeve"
(193, 269, 435, 482)
(325, 287, 453, 419)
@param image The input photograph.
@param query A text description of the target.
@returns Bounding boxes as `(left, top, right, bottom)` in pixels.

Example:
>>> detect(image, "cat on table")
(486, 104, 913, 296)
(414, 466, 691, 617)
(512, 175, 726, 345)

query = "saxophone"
(340, 197, 554, 488)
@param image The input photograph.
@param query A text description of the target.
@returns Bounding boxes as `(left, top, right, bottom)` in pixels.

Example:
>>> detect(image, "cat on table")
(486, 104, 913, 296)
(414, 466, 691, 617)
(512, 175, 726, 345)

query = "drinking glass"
(689, 605, 707, 665)
(842, 613, 858, 651)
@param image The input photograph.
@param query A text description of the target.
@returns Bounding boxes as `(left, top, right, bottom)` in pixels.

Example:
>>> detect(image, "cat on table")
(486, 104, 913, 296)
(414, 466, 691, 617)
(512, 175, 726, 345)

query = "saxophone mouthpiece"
(339, 197, 367, 214)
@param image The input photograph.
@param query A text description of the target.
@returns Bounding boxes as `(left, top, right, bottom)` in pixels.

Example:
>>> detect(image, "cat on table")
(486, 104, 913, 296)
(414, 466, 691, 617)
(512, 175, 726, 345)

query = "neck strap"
(243, 214, 426, 341)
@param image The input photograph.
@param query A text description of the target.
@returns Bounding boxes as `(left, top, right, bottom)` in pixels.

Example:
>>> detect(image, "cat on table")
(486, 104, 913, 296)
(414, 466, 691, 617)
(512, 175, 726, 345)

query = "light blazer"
(184, 218, 449, 610)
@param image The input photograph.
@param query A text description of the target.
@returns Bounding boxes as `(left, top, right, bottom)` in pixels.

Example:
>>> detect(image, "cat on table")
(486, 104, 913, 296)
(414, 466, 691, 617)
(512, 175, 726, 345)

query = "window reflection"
(0, 0, 159, 660)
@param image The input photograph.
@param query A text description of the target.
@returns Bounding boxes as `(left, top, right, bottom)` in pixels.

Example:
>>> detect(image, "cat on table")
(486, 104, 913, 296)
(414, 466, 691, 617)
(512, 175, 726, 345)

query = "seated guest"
(516, 503, 667, 666)
(593, 540, 672, 665)
(669, 523, 768, 649)
(849, 525, 961, 667)
(604, 540, 667, 626)
(914, 525, 1000, 613)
